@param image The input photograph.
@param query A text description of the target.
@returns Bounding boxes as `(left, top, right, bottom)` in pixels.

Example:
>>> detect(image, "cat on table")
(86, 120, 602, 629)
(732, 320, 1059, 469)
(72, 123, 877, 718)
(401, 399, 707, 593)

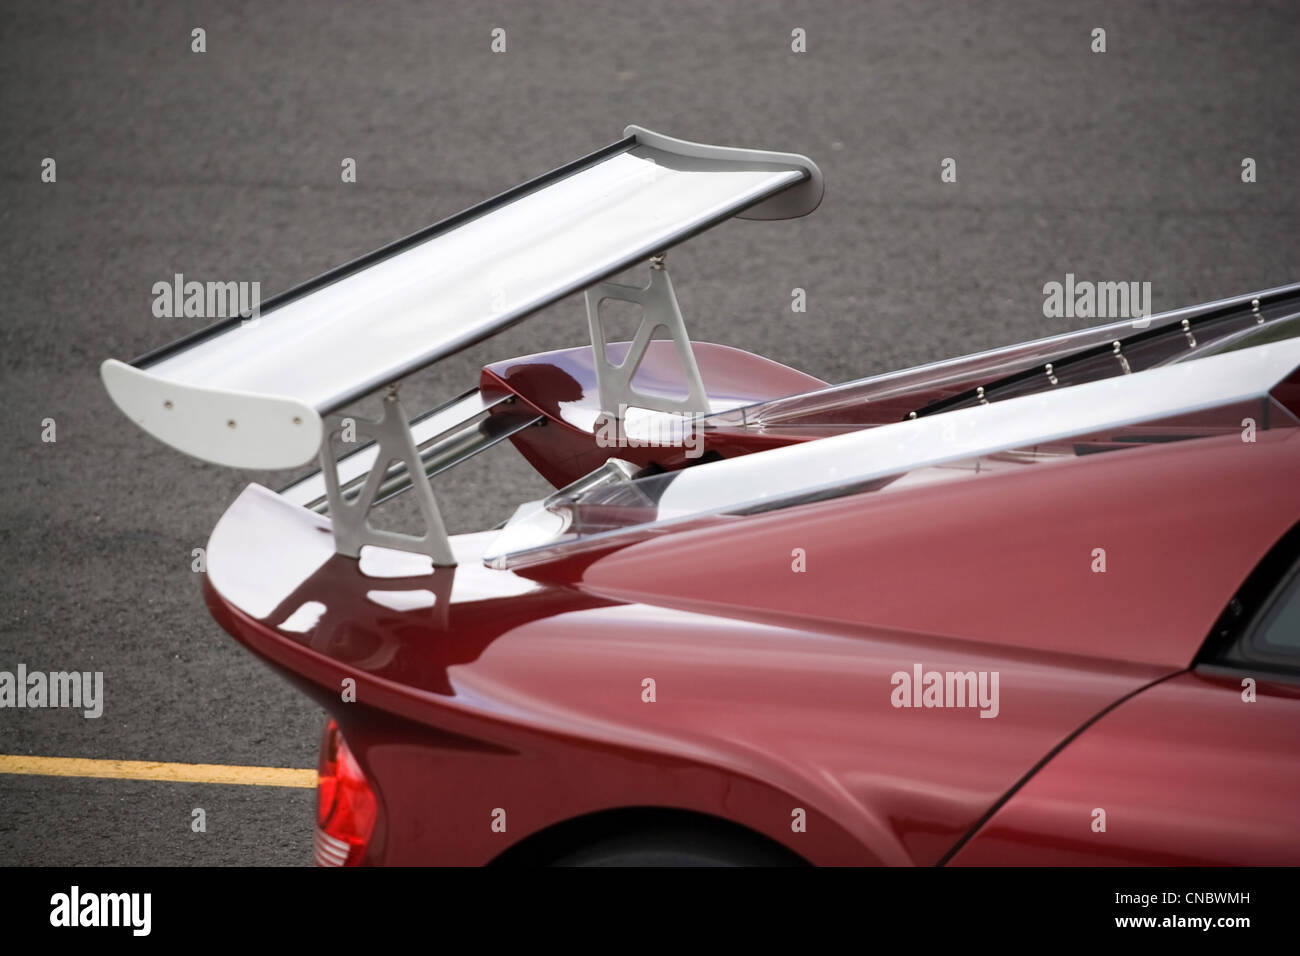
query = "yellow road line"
(0, 754, 315, 788)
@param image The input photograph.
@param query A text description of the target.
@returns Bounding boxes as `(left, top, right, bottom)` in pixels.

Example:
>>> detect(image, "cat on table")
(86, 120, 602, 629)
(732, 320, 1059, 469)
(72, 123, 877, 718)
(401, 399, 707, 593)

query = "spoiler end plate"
(101, 358, 322, 469)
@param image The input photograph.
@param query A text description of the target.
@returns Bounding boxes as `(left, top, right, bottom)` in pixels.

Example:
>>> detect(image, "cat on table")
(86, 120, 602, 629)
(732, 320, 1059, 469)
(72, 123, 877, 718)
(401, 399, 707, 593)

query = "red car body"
(203, 331, 1300, 866)
(99, 128, 1300, 866)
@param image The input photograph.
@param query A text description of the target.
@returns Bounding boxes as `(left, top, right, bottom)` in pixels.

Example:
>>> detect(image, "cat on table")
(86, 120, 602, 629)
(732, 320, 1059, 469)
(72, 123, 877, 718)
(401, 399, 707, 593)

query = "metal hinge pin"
(1112, 341, 1131, 374)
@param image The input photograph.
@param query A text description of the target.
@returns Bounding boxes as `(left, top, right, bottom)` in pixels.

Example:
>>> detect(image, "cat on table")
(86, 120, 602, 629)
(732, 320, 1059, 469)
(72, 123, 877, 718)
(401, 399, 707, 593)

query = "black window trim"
(1196, 521, 1300, 682)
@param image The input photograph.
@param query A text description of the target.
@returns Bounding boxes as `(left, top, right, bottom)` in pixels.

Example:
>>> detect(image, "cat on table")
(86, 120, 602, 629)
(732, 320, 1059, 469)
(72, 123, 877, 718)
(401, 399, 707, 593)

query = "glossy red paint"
(949, 671, 1300, 865)
(481, 341, 828, 487)
(202, 423, 1300, 865)
(203, 491, 1162, 866)
(568, 431, 1300, 670)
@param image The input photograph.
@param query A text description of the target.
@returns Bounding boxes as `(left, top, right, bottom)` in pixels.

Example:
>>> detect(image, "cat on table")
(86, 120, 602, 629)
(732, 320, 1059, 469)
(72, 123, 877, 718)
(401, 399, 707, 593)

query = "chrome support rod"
(280, 389, 540, 514)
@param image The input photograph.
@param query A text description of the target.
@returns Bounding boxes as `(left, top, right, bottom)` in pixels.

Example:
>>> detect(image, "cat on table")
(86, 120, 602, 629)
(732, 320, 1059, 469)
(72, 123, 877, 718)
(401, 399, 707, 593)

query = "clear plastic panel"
(484, 362, 1300, 571)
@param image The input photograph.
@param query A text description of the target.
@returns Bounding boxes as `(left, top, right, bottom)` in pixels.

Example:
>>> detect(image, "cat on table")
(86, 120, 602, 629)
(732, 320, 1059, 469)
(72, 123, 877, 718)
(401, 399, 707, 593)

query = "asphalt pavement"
(0, 0, 1296, 865)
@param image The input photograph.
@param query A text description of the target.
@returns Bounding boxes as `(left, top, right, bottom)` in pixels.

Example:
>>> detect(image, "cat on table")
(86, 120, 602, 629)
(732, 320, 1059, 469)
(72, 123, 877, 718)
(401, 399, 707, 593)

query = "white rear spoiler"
(101, 125, 822, 470)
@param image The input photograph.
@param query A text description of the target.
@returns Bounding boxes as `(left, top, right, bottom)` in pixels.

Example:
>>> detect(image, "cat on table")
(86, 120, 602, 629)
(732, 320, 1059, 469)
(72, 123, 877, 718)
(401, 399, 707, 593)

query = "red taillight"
(315, 719, 377, 866)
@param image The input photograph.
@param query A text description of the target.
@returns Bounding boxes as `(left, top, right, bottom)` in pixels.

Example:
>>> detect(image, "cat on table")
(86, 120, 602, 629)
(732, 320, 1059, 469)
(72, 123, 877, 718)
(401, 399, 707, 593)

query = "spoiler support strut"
(320, 388, 457, 566)
(585, 254, 710, 420)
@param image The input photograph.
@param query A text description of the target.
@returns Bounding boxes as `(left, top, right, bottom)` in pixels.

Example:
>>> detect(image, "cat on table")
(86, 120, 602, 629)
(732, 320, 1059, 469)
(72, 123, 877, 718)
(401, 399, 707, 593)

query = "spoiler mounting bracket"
(585, 255, 710, 421)
(320, 388, 457, 566)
